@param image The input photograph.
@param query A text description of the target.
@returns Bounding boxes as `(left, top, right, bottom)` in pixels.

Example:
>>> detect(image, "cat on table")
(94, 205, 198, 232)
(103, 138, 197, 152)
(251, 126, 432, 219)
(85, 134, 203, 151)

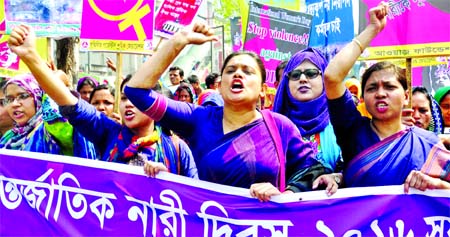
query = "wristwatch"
(333, 174, 342, 186)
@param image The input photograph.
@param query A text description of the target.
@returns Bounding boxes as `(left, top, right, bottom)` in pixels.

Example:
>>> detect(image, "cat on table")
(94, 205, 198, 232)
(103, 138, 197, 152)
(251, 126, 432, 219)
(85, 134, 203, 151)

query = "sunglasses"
(288, 69, 321, 81)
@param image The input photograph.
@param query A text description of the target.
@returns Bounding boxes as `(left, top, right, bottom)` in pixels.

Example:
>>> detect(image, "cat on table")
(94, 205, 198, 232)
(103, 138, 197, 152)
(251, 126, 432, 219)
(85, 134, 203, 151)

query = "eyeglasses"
(288, 69, 321, 81)
(2, 93, 32, 106)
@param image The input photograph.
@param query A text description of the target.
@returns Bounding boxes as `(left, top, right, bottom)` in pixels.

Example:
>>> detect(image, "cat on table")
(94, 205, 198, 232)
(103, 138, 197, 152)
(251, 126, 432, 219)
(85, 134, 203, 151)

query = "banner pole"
(405, 57, 412, 108)
(114, 52, 123, 113)
(47, 38, 52, 62)
(153, 37, 163, 52)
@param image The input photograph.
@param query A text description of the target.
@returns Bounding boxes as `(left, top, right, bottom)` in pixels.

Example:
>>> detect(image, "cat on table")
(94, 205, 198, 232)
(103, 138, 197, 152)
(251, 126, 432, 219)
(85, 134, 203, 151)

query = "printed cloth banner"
(356, 1, 450, 95)
(1, 149, 449, 236)
(154, 0, 203, 38)
(80, 0, 154, 53)
(359, 0, 450, 60)
(4, 0, 83, 37)
(243, 1, 313, 86)
(306, 0, 354, 60)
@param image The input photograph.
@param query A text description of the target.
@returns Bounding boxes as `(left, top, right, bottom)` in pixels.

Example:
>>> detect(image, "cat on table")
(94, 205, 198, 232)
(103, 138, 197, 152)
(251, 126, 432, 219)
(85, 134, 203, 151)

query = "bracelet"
(352, 38, 364, 53)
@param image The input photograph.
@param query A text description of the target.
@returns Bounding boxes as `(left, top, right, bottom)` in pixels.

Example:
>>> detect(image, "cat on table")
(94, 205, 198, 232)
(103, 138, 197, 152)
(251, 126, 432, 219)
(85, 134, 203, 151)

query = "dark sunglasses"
(288, 69, 321, 81)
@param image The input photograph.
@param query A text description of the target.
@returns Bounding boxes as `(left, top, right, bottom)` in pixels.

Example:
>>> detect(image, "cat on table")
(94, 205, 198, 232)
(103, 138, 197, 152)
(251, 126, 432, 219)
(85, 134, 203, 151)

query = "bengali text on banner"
(0, 149, 449, 236)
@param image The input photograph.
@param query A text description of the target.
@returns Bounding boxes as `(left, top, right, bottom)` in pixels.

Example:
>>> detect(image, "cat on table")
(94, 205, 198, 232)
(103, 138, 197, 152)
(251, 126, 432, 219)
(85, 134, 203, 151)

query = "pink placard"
(361, 0, 450, 46)
(154, 0, 203, 38)
(80, 0, 154, 41)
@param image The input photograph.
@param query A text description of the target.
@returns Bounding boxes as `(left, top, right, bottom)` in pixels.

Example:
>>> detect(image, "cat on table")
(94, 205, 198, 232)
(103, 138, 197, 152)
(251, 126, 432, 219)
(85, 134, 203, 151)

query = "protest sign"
(4, 0, 82, 37)
(154, 0, 203, 38)
(243, 1, 313, 86)
(1, 149, 449, 236)
(79, 0, 154, 53)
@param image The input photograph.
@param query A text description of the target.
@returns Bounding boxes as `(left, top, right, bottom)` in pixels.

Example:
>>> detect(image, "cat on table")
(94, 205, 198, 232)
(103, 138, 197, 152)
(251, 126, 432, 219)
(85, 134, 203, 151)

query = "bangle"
(352, 38, 364, 53)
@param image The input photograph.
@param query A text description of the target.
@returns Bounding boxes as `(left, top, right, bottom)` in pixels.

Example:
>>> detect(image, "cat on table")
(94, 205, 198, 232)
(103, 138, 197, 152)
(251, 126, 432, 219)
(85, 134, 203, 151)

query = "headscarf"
(197, 89, 224, 106)
(345, 78, 362, 99)
(429, 98, 444, 134)
(76, 76, 98, 92)
(273, 47, 329, 137)
(0, 74, 44, 149)
(434, 86, 450, 104)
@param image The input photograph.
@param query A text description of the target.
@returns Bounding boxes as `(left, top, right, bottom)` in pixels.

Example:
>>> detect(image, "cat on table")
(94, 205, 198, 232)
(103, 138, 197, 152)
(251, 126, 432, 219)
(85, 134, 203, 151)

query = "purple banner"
(243, 1, 313, 87)
(1, 150, 449, 236)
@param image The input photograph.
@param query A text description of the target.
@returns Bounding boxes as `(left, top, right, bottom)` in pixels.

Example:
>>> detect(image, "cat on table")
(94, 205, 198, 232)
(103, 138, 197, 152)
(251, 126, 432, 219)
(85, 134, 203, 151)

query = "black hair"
(361, 61, 407, 97)
(169, 66, 184, 77)
(205, 73, 220, 89)
(412, 86, 432, 112)
(187, 74, 199, 84)
(275, 60, 288, 82)
(175, 84, 194, 102)
(89, 84, 115, 104)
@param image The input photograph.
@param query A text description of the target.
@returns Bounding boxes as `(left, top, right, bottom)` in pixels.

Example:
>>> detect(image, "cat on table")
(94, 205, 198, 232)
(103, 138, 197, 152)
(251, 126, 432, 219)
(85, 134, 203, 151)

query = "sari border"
(346, 128, 409, 183)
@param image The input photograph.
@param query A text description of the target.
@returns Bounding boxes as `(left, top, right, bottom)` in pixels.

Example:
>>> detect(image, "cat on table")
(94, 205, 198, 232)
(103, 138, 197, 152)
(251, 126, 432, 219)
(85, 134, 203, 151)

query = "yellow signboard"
(361, 42, 450, 61)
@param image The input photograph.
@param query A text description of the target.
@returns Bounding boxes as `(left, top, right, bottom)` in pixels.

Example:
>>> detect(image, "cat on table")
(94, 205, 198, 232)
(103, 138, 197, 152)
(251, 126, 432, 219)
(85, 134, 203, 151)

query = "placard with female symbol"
(80, 0, 154, 53)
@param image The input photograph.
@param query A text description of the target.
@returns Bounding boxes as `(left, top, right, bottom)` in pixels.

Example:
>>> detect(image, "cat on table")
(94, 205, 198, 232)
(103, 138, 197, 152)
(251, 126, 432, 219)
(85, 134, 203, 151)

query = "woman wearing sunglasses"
(324, 2, 449, 191)
(0, 74, 96, 159)
(273, 48, 343, 185)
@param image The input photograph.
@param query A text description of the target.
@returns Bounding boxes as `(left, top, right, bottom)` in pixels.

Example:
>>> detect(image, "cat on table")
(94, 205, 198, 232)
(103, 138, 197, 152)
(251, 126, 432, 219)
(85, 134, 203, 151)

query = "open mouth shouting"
(230, 79, 244, 93)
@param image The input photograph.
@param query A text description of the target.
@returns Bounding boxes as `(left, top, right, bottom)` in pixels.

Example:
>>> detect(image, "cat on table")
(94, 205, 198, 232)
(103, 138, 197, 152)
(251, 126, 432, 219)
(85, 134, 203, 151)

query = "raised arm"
(8, 25, 77, 106)
(127, 23, 217, 89)
(324, 2, 389, 99)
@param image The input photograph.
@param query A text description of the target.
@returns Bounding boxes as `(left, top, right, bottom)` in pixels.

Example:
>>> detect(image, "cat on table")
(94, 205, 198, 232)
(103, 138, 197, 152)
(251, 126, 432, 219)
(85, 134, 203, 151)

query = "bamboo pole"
(405, 57, 412, 108)
(114, 53, 123, 113)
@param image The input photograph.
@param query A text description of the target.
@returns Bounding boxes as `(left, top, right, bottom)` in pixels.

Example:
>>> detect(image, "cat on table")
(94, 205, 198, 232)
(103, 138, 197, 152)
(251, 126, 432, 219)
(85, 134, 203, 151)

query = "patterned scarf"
(429, 97, 444, 134)
(108, 125, 180, 173)
(0, 74, 44, 150)
(273, 48, 330, 137)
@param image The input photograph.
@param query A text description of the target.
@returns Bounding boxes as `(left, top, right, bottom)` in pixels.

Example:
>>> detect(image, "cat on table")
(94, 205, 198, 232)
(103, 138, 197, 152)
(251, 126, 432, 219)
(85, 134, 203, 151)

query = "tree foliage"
(211, 0, 242, 48)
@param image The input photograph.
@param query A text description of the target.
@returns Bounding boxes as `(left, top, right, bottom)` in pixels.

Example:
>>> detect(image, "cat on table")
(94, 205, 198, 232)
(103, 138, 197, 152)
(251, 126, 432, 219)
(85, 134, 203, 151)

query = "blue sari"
(345, 127, 445, 187)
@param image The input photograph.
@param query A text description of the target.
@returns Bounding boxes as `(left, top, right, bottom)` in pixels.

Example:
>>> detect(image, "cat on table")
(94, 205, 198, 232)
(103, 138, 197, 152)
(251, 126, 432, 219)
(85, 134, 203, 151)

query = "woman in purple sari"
(123, 23, 337, 201)
(323, 3, 449, 191)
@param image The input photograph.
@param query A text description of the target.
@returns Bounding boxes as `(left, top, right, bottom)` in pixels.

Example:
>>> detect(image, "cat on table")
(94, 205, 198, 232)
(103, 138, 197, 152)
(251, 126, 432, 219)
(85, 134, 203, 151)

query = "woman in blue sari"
(323, 2, 449, 191)
(123, 23, 336, 201)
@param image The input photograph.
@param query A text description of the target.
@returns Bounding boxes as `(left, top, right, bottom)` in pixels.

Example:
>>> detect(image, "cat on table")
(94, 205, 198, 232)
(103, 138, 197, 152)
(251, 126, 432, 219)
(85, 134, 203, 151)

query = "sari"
(125, 87, 325, 190)
(345, 127, 446, 187)
(198, 119, 280, 188)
